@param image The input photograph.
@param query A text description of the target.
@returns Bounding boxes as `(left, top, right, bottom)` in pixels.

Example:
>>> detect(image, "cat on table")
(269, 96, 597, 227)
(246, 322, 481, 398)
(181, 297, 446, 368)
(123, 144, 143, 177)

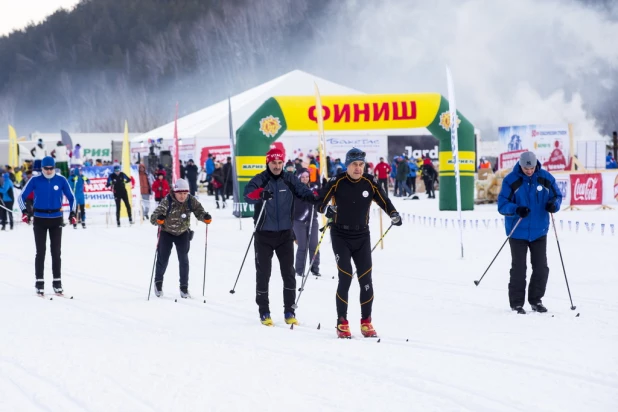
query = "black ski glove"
(390, 212, 402, 226)
(260, 190, 273, 201)
(545, 202, 558, 213)
(325, 205, 337, 219)
(515, 207, 530, 218)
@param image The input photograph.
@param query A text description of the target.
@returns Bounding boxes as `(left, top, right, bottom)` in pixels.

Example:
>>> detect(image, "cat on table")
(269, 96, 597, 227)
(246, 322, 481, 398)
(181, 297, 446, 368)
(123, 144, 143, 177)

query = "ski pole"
(550, 213, 577, 310)
(202, 223, 209, 299)
(147, 226, 162, 300)
(293, 221, 331, 309)
(0, 203, 16, 214)
(301, 205, 316, 274)
(474, 217, 522, 286)
(229, 204, 266, 294)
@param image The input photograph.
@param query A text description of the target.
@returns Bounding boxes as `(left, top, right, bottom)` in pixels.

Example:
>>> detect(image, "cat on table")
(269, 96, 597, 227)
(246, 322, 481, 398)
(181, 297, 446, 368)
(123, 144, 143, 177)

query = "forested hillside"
(0, 0, 335, 133)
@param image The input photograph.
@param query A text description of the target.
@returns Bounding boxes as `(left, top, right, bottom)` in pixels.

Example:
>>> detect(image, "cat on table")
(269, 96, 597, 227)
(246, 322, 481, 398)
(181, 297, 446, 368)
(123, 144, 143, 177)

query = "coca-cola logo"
(573, 177, 600, 201)
(570, 173, 603, 205)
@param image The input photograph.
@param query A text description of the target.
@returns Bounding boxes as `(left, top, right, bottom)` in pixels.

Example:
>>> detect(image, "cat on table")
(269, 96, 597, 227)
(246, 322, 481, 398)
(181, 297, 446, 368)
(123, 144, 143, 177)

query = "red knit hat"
(266, 148, 284, 164)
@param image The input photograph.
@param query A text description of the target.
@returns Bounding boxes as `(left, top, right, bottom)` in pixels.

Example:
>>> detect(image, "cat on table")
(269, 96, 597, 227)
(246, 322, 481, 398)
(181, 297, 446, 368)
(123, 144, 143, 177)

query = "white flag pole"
(446, 66, 464, 258)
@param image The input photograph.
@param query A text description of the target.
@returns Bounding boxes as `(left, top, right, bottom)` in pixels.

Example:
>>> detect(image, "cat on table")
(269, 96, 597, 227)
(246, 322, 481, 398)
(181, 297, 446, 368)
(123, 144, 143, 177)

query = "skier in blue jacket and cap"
(498, 151, 562, 314)
(19, 156, 76, 297)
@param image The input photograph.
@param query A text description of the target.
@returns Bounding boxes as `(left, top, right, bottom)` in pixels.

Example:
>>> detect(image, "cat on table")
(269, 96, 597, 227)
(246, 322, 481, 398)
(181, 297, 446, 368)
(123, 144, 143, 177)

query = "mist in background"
(0, 0, 617, 141)
(305, 0, 618, 140)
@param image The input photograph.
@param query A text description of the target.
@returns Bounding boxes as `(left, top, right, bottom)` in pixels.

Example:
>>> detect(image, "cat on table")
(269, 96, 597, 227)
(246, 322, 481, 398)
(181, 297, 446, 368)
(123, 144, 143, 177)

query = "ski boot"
(260, 313, 274, 326)
(154, 281, 163, 298)
(360, 317, 378, 338)
(52, 280, 64, 296)
(337, 317, 351, 339)
(73, 224, 78, 229)
(36, 285, 45, 297)
(311, 270, 321, 277)
(180, 286, 191, 299)
(117, 222, 121, 228)
(129, 218, 134, 225)
(284, 312, 298, 325)
(512, 306, 526, 314)
(222, 201, 226, 209)
(530, 302, 548, 313)
(82, 222, 86, 229)
(216, 201, 220, 209)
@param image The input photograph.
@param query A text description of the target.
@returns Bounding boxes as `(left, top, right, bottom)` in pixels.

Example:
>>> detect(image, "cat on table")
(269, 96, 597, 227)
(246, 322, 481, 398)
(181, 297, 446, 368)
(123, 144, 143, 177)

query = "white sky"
(0, 0, 81, 37)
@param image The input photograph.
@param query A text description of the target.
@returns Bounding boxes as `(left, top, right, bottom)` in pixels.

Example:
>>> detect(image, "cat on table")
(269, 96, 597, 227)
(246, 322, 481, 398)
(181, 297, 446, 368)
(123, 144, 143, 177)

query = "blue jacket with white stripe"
(19, 174, 75, 218)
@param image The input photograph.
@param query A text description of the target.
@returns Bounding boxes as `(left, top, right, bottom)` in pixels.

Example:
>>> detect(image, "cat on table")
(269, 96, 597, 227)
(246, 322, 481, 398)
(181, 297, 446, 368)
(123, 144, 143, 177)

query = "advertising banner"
(498, 124, 570, 171)
(74, 165, 140, 216)
(325, 136, 385, 167)
(570, 173, 603, 206)
(499, 149, 527, 169)
(387, 135, 438, 162)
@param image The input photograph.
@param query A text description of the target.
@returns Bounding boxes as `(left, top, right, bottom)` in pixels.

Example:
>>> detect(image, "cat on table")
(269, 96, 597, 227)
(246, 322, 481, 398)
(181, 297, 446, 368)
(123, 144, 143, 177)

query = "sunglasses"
(43, 167, 55, 171)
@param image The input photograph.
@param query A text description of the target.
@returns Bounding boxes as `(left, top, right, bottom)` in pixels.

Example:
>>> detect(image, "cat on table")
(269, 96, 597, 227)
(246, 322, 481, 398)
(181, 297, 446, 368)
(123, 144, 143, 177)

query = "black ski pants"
(77, 203, 86, 222)
(155, 230, 191, 288)
(33, 217, 64, 289)
(254, 230, 296, 315)
(508, 235, 549, 308)
(114, 190, 132, 223)
(423, 176, 435, 197)
(188, 178, 198, 196)
(1, 200, 13, 228)
(331, 227, 374, 320)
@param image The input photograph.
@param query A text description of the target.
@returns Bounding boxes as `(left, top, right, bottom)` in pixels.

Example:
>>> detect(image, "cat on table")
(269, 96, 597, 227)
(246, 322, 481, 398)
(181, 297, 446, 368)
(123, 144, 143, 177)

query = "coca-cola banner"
(570, 173, 603, 206)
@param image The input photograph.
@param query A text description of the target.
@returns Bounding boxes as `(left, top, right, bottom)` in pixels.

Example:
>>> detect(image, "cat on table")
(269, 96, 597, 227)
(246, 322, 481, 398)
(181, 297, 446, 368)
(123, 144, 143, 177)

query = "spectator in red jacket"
(152, 170, 170, 203)
(373, 157, 391, 196)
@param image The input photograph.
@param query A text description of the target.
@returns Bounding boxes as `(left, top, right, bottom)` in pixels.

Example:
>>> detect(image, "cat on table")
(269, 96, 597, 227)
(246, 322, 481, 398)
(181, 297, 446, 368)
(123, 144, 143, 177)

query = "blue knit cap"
(41, 156, 55, 168)
(345, 148, 366, 166)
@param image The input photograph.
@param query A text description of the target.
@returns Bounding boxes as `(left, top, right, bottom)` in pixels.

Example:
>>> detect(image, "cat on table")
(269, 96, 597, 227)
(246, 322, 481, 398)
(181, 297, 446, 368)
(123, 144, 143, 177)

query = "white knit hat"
(173, 178, 190, 193)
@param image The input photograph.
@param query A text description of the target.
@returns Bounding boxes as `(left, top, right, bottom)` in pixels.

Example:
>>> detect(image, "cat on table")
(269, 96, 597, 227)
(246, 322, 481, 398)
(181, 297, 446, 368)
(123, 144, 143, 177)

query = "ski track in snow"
(1, 198, 617, 411)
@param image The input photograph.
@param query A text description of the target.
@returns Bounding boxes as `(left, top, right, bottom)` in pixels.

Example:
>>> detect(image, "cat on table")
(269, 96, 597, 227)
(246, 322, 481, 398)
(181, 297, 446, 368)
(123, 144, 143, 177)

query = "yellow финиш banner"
(275, 94, 441, 131)
(439, 151, 476, 176)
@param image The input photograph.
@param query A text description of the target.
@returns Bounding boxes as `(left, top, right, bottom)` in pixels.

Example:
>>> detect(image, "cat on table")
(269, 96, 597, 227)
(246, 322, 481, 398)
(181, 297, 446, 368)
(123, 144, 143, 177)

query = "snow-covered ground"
(1, 194, 617, 411)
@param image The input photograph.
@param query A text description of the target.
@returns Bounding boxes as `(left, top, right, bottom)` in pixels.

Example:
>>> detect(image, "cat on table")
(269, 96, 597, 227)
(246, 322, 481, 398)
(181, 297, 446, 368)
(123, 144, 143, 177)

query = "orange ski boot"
(360, 317, 378, 338)
(337, 317, 352, 339)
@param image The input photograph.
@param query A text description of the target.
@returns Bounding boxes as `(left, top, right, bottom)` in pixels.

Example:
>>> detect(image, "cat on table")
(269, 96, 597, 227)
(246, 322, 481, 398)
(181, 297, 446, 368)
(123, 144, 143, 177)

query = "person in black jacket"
(106, 165, 133, 227)
(316, 147, 402, 339)
(222, 157, 233, 200)
(292, 169, 320, 277)
(211, 161, 226, 208)
(421, 158, 437, 198)
(184, 159, 199, 196)
(243, 148, 316, 327)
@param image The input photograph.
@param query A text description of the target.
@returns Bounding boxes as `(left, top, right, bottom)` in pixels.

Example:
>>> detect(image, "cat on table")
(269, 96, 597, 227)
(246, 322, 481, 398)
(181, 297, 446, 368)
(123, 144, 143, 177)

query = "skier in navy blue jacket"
(243, 148, 317, 327)
(19, 156, 76, 296)
(498, 151, 562, 314)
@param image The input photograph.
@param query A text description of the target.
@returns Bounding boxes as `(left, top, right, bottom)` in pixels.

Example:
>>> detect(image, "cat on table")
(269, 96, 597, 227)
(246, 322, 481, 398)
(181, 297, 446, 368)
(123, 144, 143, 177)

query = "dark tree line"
(0, 0, 337, 133)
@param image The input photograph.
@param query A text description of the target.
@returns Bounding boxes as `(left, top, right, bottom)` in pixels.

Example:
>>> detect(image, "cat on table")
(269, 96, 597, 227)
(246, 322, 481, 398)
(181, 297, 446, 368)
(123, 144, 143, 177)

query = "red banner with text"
(570, 173, 603, 206)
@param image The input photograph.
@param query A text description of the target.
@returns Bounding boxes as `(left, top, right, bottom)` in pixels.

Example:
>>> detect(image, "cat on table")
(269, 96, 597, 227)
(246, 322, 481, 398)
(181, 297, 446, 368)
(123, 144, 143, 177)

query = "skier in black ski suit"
(243, 148, 317, 327)
(316, 147, 401, 339)
(106, 165, 133, 227)
(184, 159, 199, 196)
